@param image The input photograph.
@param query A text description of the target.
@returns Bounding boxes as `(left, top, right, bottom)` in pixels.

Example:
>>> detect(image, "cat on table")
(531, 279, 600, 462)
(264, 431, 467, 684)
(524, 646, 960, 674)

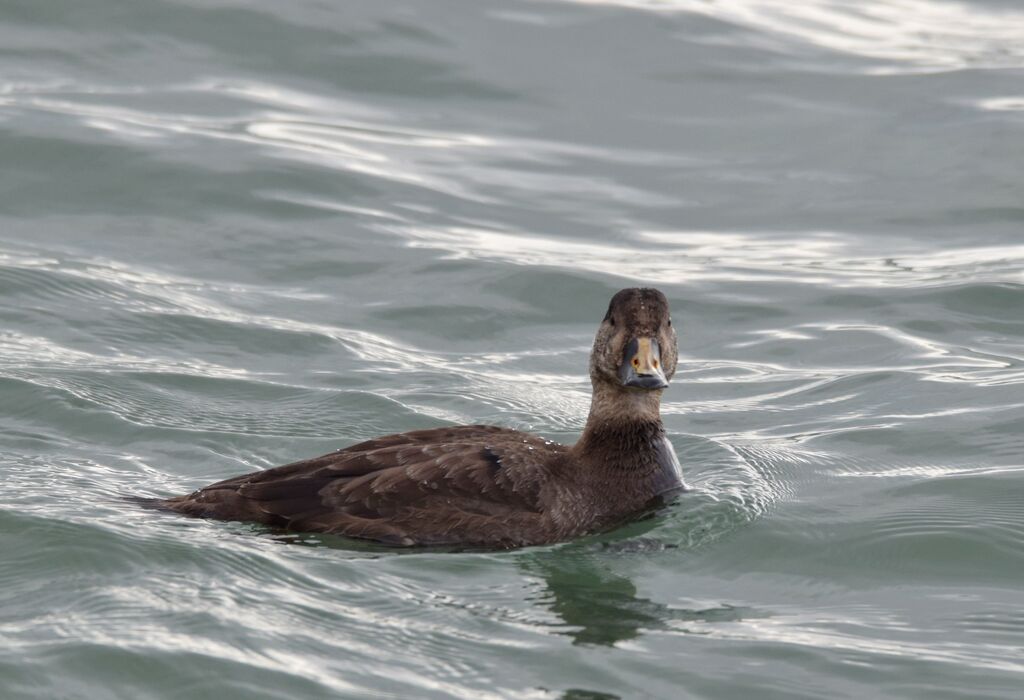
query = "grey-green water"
(2, 1, 1023, 698)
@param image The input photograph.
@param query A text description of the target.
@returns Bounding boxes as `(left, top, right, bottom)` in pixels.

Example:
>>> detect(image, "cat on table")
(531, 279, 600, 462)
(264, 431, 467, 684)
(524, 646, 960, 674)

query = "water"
(1, 0, 1022, 697)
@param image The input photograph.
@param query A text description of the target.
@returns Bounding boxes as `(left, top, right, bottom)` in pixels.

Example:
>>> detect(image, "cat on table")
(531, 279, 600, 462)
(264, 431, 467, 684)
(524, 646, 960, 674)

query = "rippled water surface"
(2, 1, 1023, 698)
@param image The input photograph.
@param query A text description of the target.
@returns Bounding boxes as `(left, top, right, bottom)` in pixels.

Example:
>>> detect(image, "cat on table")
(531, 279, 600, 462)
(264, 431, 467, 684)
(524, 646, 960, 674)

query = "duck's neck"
(574, 384, 666, 468)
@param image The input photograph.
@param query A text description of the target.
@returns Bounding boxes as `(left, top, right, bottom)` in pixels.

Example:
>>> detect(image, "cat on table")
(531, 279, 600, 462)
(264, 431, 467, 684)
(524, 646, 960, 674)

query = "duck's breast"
(652, 436, 686, 495)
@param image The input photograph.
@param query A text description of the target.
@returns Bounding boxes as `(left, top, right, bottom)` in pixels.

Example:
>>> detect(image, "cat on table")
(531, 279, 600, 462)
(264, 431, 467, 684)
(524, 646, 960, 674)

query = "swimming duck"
(150, 287, 684, 548)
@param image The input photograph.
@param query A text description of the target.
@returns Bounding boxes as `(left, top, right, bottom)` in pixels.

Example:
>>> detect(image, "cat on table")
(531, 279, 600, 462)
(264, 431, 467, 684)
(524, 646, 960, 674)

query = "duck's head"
(590, 287, 677, 393)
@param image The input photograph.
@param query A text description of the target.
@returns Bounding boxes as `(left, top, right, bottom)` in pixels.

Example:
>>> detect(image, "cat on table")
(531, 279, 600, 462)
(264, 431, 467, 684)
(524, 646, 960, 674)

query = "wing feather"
(163, 425, 564, 546)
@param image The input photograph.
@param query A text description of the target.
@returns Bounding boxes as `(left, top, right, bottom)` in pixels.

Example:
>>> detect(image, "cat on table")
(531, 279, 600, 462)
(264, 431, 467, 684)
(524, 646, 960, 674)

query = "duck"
(147, 287, 685, 549)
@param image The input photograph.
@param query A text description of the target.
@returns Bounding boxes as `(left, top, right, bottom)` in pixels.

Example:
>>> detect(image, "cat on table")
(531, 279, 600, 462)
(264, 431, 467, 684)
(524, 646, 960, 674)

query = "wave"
(556, 0, 1024, 73)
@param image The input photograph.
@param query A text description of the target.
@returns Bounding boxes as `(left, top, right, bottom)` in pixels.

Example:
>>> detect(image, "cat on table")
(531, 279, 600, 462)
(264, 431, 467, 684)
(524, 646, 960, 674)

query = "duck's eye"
(608, 316, 615, 326)
(667, 317, 672, 327)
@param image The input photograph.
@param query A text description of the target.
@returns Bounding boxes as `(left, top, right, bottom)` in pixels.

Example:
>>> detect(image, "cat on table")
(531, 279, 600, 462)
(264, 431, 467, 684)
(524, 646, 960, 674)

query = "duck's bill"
(619, 337, 669, 390)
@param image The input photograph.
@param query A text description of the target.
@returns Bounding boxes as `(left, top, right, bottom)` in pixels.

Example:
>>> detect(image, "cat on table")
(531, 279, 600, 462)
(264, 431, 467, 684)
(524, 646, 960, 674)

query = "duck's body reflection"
(525, 543, 753, 647)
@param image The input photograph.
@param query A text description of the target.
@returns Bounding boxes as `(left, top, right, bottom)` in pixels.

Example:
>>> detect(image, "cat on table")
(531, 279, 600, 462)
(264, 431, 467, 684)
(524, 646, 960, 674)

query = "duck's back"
(159, 425, 567, 547)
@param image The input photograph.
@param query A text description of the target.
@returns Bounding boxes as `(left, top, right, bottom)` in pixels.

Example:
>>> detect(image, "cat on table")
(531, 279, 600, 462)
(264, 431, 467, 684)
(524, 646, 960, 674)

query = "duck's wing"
(162, 425, 564, 547)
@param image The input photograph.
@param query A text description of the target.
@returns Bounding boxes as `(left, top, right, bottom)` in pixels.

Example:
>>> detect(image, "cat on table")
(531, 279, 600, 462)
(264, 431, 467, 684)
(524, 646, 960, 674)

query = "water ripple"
(3, 3, 1024, 697)
(384, 225, 1024, 288)
(561, 0, 1024, 73)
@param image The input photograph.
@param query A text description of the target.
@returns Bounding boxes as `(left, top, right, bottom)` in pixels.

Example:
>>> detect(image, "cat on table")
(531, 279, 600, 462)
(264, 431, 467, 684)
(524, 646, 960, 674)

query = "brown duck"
(150, 287, 684, 548)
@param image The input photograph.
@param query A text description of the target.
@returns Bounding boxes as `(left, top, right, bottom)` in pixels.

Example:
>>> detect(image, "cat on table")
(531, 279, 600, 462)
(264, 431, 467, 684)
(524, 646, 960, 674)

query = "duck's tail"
(122, 495, 173, 511)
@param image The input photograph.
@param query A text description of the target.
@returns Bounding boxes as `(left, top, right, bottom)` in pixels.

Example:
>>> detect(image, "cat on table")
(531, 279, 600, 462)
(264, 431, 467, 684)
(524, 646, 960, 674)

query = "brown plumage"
(150, 287, 684, 549)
